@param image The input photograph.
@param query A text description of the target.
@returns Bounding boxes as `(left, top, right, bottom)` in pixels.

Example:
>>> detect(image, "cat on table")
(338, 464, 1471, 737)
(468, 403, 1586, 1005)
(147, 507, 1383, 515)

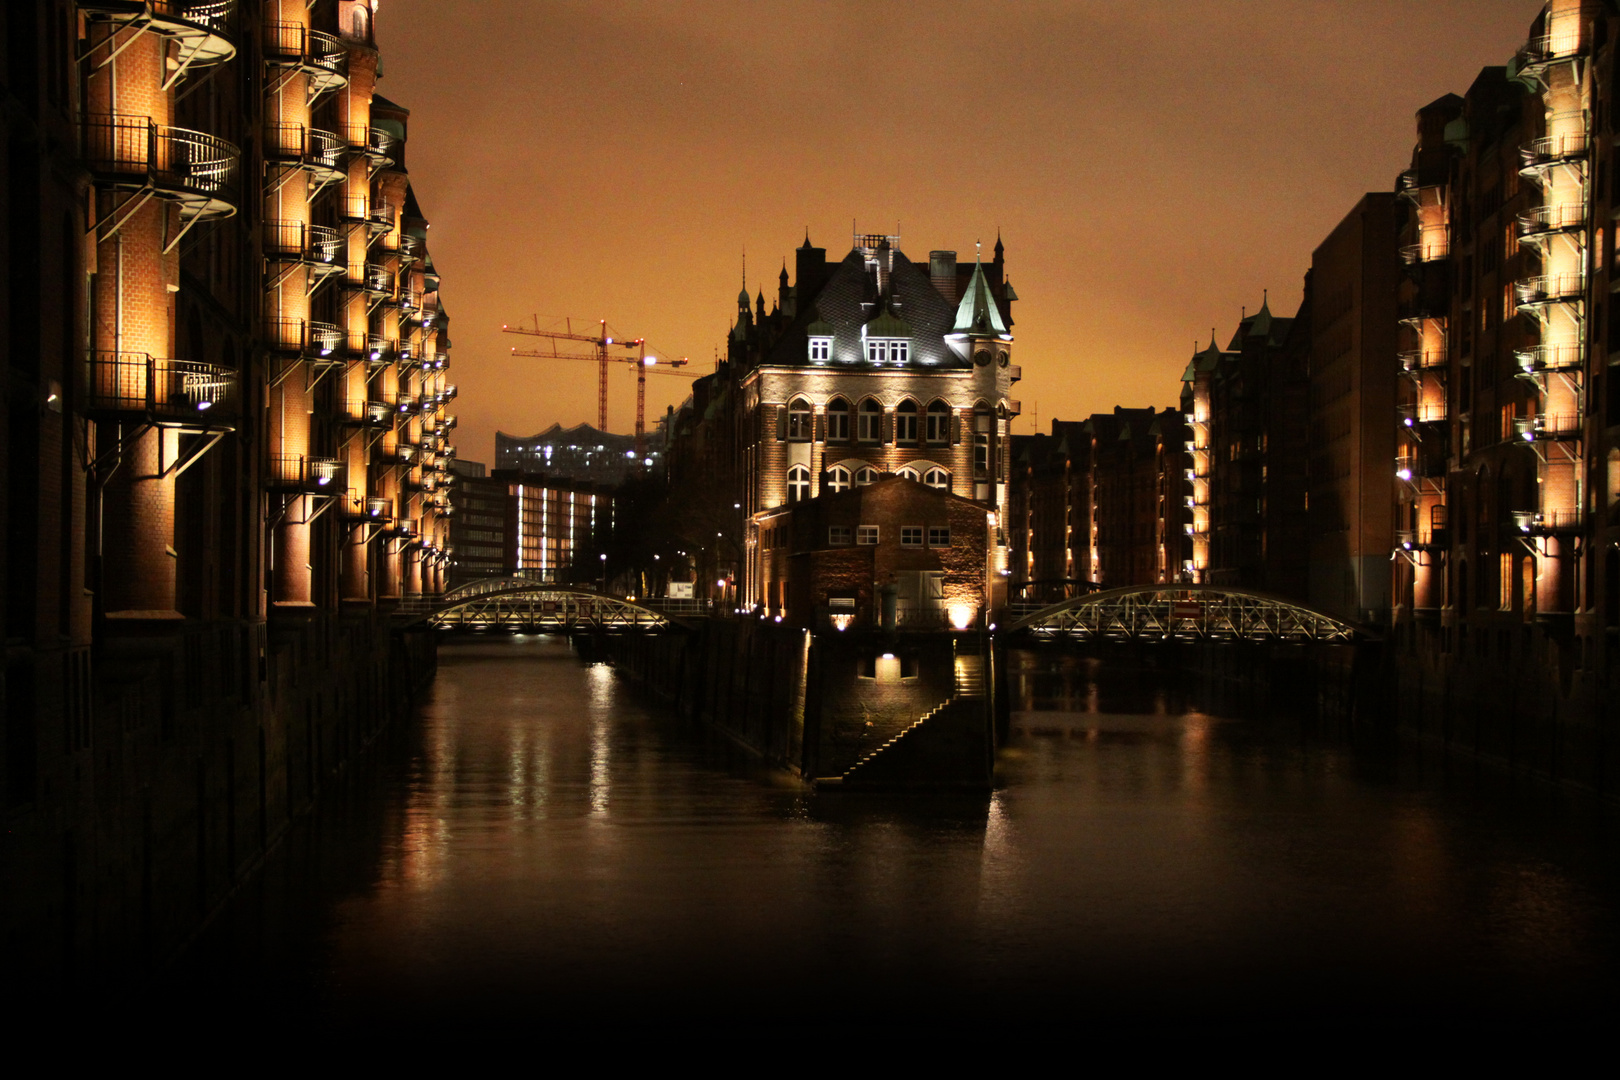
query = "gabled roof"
(952, 257, 1007, 335)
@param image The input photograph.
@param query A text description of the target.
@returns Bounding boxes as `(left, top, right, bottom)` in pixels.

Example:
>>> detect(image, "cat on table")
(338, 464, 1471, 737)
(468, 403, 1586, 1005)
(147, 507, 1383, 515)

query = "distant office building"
(496, 423, 662, 487)
(452, 458, 487, 479)
(448, 469, 614, 587)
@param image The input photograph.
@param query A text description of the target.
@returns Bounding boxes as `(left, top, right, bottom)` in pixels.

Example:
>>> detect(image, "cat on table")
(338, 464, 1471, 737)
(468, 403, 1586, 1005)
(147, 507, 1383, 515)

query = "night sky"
(376, 0, 1535, 464)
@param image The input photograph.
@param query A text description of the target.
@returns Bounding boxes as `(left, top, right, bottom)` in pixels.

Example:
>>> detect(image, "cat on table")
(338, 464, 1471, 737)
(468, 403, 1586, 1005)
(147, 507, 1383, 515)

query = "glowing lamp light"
(830, 614, 854, 631)
(643, 457, 653, 466)
(774, 615, 783, 623)
(316, 475, 331, 486)
(1522, 431, 1535, 442)
(1396, 467, 1413, 482)
(1404, 418, 1414, 427)
(196, 399, 213, 411)
(948, 604, 976, 630)
(716, 578, 727, 588)
(881, 652, 895, 660)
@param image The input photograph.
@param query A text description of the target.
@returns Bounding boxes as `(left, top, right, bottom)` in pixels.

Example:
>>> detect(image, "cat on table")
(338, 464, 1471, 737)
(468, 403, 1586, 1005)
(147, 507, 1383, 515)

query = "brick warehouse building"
(1, 1, 457, 978)
(666, 231, 1022, 625)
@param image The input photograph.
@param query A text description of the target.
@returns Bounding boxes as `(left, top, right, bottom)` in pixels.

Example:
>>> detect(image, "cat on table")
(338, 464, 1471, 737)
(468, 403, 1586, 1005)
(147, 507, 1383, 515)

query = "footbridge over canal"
(396, 576, 694, 632)
(1007, 584, 1375, 644)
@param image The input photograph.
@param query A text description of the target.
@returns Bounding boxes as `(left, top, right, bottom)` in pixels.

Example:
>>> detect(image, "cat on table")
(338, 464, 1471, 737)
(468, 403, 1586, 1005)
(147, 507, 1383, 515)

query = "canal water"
(174, 637, 1620, 1031)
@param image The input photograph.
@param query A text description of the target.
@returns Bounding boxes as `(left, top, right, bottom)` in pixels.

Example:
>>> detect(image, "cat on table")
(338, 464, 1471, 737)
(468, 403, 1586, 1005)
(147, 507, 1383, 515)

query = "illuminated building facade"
(1180, 298, 1311, 598)
(1008, 421, 1092, 602)
(0, 0, 453, 972)
(1392, 0, 1618, 668)
(678, 231, 1021, 625)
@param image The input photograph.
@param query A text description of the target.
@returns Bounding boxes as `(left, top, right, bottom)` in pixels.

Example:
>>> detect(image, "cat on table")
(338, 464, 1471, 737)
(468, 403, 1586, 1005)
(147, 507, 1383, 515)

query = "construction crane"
(502, 317, 693, 459)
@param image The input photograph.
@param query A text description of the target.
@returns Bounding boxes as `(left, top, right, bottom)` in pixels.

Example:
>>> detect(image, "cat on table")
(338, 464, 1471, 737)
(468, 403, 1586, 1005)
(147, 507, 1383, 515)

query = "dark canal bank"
(155, 636, 1620, 1032)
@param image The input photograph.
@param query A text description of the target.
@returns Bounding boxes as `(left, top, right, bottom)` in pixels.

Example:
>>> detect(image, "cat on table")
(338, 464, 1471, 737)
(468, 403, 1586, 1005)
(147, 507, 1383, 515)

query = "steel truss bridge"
(1007, 585, 1368, 643)
(397, 576, 675, 631)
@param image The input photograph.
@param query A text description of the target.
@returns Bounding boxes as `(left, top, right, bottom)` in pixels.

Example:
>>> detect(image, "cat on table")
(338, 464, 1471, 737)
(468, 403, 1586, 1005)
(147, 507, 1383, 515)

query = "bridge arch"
(403, 578, 673, 631)
(1007, 584, 1370, 643)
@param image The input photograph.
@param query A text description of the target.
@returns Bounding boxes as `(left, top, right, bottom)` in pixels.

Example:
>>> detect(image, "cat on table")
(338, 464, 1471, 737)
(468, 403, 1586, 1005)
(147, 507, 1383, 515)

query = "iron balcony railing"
(1517, 8, 1600, 68)
(365, 335, 394, 365)
(1512, 507, 1585, 533)
(339, 195, 369, 223)
(268, 453, 343, 491)
(364, 262, 393, 297)
(263, 22, 348, 91)
(1398, 348, 1448, 371)
(363, 400, 393, 426)
(1400, 237, 1450, 264)
(120, 0, 238, 36)
(1516, 272, 1586, 307)
(1517, 202, 1588, 241)
(82, 114, 240, 217)
(1398, 402, 1448, 426)
(368, 126, 398, 166)
(264, 317, 344, 358)
(87, 351, 234, 421)
(1516, 343, 1583, 372)
(1514, 413, 1583, 441)
(1520, 131, 1590, 171)
(367, 200, 396, 233)
(262, 220, 343, 269)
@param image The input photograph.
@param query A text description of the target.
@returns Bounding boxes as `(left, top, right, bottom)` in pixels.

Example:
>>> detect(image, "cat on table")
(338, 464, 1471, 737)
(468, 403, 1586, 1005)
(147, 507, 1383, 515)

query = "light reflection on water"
(185, 638, 1620, 1028)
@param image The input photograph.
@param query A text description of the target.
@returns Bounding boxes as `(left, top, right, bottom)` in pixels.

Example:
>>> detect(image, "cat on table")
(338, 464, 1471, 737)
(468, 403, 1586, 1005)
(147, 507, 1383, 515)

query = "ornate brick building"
(668, 231, 1022, 625)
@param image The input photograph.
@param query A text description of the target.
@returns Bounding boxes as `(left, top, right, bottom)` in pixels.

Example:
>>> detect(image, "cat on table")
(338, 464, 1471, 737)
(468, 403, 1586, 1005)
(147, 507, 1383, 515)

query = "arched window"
(858, 399, 883, 443)
(827, 465, 850, 493)
(924, 467, 949, 491)
(897, 466, 920, 482)
(895, 399, 918, 444)
(787, 465, 810, 503)
(826, 397, 851, 442)
(854, 465, 878, 486)
(787, 397, 812, 441)
(926, 400, 951, 443)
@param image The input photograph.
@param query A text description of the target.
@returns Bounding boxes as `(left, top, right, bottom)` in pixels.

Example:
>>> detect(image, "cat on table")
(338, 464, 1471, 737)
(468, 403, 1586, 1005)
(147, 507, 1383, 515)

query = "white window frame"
(856, 525, 880, 545)
(866, 338, 909, 364)
(854, 466, 878, 486)
(900, 526, 924, 547)
(787, 399, 812, 441)
(924, 467, 949, 491)
(827, 465, 851, 493)
(808, 336, 832, 362)
(895, 401, 919, 444)
(925, 402, 950, 443)
(787, 465, 810, 503)
(826, 399, 851, 442)
(857, 400, 883, 443)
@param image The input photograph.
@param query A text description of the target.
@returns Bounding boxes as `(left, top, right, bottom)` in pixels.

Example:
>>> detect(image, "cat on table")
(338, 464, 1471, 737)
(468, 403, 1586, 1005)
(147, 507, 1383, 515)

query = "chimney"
(929, 250, 958, 302)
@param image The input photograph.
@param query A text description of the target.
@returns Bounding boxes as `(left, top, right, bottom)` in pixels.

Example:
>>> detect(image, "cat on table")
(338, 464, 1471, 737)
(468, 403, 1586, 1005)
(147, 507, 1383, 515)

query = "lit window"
(787, 465, 810, 503)
(866, 338, 909, 364)
(857, 525, 879, 545)
(895, 400, 918, 444)
(854, 466, 878, 486)
(901, 526, 923, 547)
(808, 336, 831, 362)
(928, 526, 951, 546)
(924, 467, 949, 491)
(858, 399, 883, 442)
(787, 398, 812, 441)
(827, 466, 850, 493)
(826, 398, 850, 442)
(829, 525, 853, 546)
(897, 466, 920, 482)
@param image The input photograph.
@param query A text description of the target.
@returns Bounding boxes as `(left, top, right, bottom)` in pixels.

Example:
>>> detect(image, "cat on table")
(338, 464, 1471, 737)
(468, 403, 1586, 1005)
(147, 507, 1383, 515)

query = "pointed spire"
(801, 229, 812, 250)
(952, 253, 1008, 335)
(993, 231, 1004, 263)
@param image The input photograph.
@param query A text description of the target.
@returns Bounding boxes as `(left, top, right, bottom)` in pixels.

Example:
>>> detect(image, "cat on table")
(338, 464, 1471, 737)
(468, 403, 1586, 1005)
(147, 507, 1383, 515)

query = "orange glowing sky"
(377, 0, 1537, 465)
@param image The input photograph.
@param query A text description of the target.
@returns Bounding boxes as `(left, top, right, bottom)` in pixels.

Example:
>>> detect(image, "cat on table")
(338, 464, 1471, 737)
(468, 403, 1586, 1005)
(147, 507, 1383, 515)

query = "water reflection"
(175, 638, 1620, 1029)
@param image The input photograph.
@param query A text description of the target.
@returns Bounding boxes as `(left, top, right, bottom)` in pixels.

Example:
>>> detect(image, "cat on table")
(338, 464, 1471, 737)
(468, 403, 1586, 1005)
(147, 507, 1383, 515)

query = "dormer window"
(808, 336, 831, 363)
(866, 338, 909, 364)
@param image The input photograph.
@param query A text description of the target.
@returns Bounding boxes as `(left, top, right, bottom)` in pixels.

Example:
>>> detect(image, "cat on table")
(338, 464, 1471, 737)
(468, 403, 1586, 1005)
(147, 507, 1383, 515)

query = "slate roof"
(763, 248, 966, 368)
